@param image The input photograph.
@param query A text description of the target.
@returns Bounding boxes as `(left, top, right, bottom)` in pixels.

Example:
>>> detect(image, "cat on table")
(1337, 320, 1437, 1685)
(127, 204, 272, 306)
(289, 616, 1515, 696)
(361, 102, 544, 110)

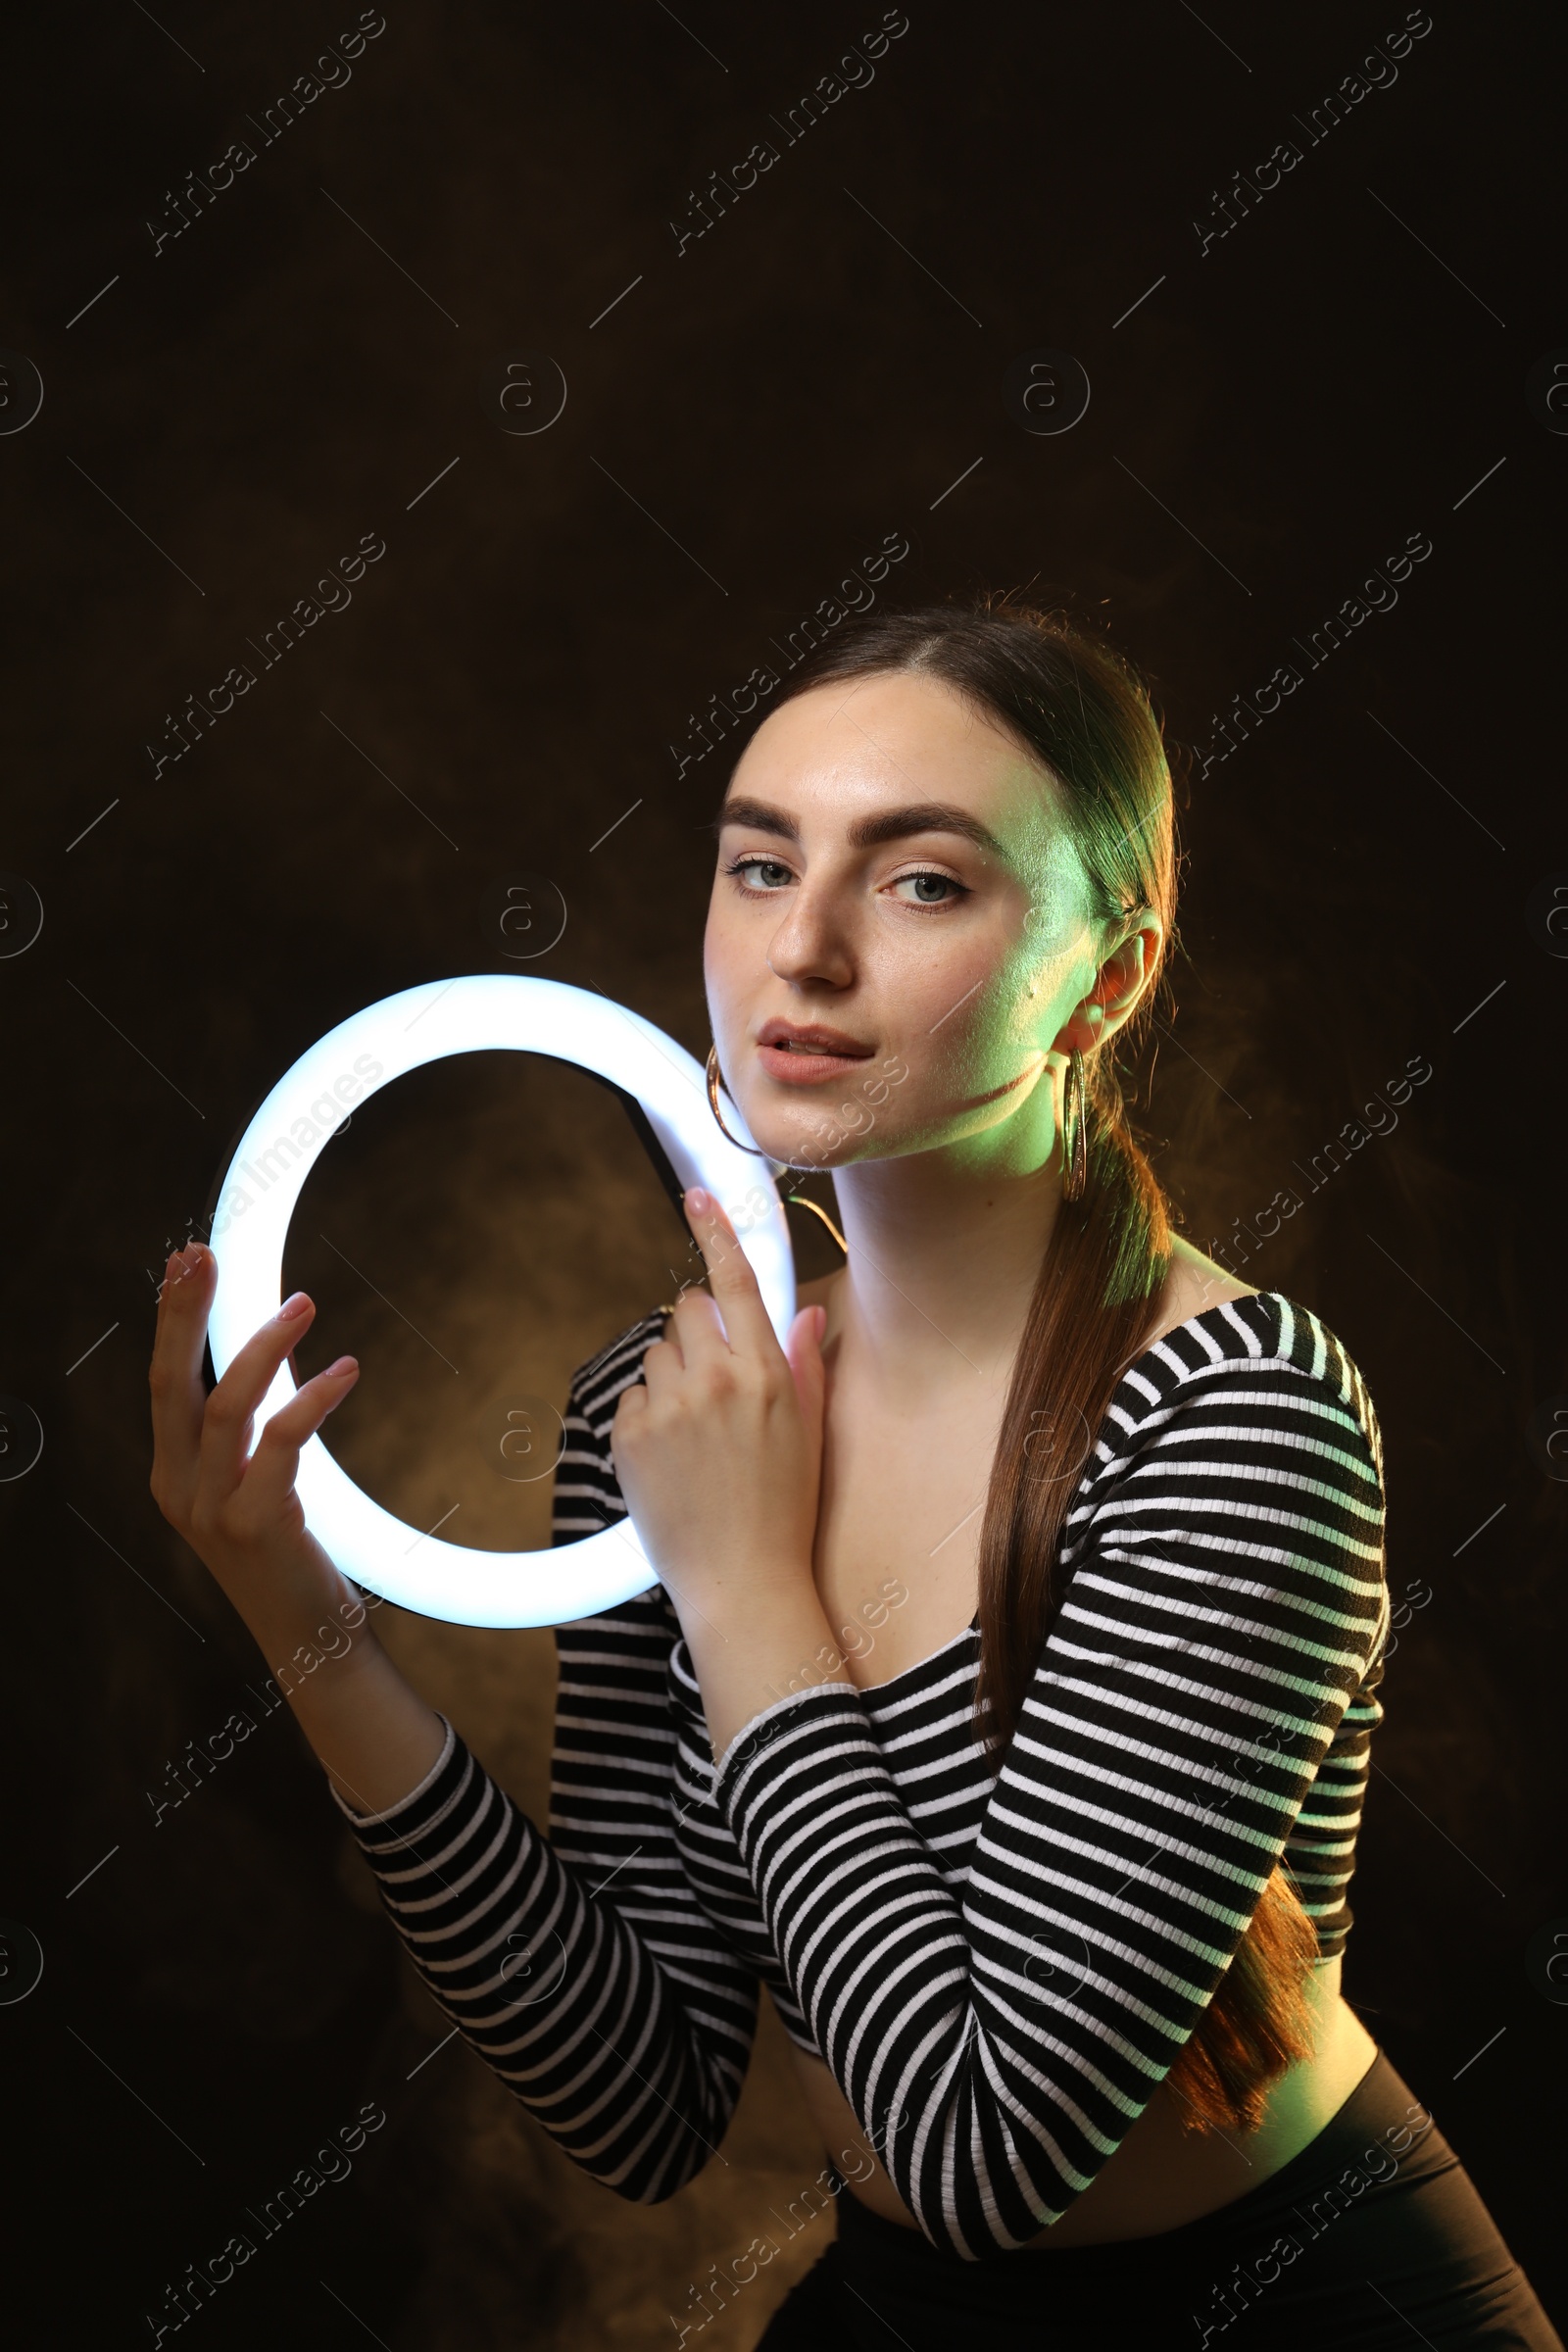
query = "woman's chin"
(761, 1130, 852, 1173)
(770, 1130, 885, 1174)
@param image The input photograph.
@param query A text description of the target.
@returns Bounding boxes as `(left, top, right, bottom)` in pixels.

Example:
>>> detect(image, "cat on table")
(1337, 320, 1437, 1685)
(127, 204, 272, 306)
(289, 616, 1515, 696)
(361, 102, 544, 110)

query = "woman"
(149, 600, 1559, 2348)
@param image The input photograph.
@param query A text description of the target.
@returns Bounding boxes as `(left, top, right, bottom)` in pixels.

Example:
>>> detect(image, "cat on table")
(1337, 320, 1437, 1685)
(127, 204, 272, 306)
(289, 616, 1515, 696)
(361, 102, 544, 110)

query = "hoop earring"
(1060, 1047, 1089, 1203)
(706, 1044, 772, 1157)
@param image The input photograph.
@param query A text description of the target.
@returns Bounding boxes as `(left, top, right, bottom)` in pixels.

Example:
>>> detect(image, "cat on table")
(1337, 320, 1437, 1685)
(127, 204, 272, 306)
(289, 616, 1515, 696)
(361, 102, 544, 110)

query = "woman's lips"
(752, 1035, 879, 1086)
(756, 1041, 875, 1085)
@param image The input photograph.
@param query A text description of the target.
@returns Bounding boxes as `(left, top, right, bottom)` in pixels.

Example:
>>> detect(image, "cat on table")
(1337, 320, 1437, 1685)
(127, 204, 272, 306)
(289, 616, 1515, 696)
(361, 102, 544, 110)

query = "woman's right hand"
(148, 1242, 362, 1657)
(148, 1242, 449, 1814)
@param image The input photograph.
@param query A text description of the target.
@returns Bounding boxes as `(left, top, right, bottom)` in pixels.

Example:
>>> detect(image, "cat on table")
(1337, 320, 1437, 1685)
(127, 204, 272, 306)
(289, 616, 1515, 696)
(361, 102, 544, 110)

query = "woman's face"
(703, 669, 1147, 1175)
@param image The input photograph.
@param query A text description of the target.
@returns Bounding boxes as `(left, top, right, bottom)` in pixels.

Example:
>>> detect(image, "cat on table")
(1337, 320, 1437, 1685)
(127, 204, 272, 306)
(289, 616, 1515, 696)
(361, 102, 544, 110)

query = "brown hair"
(734, 591, 1315, 2133)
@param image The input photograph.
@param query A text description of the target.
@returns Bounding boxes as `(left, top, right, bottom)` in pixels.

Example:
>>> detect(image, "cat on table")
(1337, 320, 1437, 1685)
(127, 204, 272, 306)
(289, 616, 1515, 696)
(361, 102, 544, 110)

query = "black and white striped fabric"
(334, 1290, 1389, 2256)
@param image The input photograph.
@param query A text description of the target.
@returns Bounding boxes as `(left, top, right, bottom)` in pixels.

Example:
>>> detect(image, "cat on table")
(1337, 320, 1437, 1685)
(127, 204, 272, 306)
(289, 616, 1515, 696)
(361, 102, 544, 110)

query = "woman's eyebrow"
(710, 795, 1007, 860)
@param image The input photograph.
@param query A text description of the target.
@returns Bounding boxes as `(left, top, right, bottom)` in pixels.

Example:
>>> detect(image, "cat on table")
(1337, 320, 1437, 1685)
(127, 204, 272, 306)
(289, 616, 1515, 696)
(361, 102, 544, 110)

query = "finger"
(149, 1245, 218, 1511)
(229, 1355, 360, 1532)
(193, 1288, 319, 1522)
(784, 1304, 828, 1433)
(681, 1188, 777, 1358)
(663, 1284, 730, 1366)
(638, 1330, 688, 1393)
(608, 1379, 648, 1474)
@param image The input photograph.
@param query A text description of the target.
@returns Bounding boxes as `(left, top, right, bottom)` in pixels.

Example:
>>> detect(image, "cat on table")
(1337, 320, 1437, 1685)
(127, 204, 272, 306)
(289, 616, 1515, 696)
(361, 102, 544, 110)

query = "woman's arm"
(150, 1253, 759, 2199)
(329, 1655, 757, 2202)
(325, 1314, 763, 2199)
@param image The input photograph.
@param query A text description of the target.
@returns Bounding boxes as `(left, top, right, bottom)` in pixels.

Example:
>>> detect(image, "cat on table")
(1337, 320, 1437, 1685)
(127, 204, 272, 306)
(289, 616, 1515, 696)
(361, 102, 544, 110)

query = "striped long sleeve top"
(332, 1288, 1390, 2257)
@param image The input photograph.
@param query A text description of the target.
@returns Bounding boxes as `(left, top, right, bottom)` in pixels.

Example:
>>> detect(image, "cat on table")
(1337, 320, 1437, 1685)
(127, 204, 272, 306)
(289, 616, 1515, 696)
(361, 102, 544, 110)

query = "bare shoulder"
(1150, 1233, 1260, 1345)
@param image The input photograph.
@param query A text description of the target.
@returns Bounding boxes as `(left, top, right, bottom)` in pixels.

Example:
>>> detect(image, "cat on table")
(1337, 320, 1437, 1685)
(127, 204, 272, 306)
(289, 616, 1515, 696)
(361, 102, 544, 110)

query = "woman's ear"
(1054, 911, 1162, 1054)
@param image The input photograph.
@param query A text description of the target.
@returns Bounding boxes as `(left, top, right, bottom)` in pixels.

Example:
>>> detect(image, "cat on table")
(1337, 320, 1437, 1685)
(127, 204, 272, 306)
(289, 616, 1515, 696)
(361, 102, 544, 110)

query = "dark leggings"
(755, 2052, 1561, 2350)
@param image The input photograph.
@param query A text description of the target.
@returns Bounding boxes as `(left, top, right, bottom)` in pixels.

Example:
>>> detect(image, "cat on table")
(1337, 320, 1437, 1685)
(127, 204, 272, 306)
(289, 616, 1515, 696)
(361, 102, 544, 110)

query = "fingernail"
(277, 1292, 311, 1320)
(687, 1186, 710, 1214)
(327, 1355, 358, 1376)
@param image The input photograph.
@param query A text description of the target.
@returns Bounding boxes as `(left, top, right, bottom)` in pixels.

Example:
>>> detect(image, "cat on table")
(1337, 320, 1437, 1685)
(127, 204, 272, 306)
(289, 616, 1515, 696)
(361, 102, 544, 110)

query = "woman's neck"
(823, 1144, 1064, 1410)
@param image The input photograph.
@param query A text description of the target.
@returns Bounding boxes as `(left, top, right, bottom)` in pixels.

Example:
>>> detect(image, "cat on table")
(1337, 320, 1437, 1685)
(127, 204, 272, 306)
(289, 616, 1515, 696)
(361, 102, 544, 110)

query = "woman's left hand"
(610, 1187, 827, 1645)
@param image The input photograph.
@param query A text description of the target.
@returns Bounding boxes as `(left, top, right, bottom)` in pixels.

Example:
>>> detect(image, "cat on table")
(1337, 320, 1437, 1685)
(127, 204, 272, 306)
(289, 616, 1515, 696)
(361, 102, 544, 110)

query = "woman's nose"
(764, 890, 856, 988)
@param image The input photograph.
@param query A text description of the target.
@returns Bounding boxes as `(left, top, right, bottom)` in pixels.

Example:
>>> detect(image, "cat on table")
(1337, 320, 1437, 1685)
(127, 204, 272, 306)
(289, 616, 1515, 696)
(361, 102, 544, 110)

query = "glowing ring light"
(205, 976, 796, 1629)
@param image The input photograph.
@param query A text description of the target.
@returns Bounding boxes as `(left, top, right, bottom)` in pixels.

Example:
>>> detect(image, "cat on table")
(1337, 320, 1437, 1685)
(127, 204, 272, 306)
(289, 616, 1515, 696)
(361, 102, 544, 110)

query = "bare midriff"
(787, 1956, 1378, 2247)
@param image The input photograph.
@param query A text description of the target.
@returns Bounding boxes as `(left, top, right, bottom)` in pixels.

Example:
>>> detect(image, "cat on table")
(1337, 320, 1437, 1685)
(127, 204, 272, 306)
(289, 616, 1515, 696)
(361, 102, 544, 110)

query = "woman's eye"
(730, 858, 793, 891)
(889, 870, 965, 907)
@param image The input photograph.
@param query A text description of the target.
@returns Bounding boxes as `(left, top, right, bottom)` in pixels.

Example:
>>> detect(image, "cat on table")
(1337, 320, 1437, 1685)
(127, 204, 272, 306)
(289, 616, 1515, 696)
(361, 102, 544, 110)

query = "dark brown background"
(3, 1, 1565, 2342)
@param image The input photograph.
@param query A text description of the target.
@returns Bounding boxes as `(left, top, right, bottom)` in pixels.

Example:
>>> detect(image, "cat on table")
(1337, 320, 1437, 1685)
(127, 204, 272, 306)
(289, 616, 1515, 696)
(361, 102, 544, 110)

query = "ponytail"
(749, 592, 1318, 2134)
(972, 1058, 1170, 1754)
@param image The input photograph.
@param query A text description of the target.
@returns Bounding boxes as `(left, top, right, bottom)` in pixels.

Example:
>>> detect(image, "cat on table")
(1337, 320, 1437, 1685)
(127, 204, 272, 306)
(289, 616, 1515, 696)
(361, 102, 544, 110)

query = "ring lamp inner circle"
(204, 976, 796, 1628)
